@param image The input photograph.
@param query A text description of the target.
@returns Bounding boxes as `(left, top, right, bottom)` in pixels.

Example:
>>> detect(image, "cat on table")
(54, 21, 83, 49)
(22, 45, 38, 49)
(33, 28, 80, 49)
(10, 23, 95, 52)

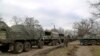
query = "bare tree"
(24, 17, 40, 30)
(24, 17, 39, 27)
(23, 17, 42, 34)
(92, 21, 100, 35)
(0, 17, 3, 21)
(73, 19, 96, 37)
(23, 17, 43, 35)
(58, 27, 65, 34)
(90, 0, 100, 18)
(12, 16, 21, 25)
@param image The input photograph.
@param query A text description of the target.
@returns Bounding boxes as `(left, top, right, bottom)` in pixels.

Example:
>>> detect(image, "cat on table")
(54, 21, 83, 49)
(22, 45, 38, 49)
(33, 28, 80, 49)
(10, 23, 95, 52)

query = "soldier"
(64, 35, 70, 47)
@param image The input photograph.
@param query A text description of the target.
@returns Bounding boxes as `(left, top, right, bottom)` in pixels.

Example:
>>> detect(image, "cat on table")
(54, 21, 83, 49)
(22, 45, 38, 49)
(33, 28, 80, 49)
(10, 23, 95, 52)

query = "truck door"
(0, 29, 6, 40)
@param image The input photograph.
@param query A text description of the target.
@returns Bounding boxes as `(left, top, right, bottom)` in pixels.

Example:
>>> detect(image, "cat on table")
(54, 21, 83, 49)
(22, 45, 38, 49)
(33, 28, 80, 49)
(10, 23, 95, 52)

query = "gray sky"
(0, 0, 92, 30)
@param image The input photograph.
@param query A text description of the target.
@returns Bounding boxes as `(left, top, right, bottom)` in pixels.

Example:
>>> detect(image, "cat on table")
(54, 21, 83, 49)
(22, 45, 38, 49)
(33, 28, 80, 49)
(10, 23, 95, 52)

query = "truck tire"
(52, 40, 58, 46)
(83, 40, 88, 46)
(80, 42, 84, 46)
(8, 44, 14, 52)
(50, 40, 56, 46)
(91, 40, 96, 45)
(24, 42, 31, 52)
(38, 41, 43, 49)
(48, 42, 53, 46)
(14, 42, 24, 53)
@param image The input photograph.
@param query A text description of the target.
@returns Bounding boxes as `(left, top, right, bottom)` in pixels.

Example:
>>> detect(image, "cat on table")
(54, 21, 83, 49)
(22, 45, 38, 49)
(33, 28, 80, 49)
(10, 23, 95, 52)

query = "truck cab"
(0, 29, 7, 41)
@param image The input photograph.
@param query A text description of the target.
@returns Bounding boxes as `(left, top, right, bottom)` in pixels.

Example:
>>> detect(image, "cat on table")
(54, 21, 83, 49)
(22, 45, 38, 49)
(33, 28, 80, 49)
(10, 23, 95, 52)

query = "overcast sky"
(0, 0, 93, 30)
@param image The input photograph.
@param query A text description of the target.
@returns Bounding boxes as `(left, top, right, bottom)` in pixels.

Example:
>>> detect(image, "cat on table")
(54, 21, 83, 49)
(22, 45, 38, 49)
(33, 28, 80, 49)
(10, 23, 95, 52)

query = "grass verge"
(46, 44, 79, 56)
(46, 47, 68, 56)
(90, 46, 100, 56)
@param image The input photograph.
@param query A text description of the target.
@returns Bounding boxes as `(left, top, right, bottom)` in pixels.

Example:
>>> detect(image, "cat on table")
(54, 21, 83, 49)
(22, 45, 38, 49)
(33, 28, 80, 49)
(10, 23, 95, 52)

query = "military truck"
(59, 33, 65, 43)
(0, 21, 44, 53)
(80, 34, 100, 45)
(43, 30, 61, 45)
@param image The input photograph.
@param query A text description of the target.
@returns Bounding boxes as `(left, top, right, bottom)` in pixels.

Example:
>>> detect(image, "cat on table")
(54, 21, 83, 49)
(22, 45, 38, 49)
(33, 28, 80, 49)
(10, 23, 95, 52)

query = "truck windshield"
(0, 31, 6, 39)
(59, 34, 64, 36)
(45, 32, 51, 35)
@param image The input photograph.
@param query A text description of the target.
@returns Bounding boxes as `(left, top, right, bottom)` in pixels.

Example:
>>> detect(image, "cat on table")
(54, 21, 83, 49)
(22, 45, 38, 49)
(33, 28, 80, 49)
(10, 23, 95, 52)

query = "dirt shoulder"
(0, 46, 59, 56)
(90, 46, 100, 56)
(0, 41, 85, 56)
(46, 41, 79, 56)
(33, 45, 61, 56)
(75, 46, 93, 56)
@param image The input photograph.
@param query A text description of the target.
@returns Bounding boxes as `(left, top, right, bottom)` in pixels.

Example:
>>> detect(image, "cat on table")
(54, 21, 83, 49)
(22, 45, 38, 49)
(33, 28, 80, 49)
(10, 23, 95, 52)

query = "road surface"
(0, 46, 58, 56)
(75, 46, 93, 56)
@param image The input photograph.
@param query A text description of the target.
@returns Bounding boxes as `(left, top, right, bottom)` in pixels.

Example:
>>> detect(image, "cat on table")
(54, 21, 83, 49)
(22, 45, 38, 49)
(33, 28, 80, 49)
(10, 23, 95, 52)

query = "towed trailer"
(80, 34, 100, 45)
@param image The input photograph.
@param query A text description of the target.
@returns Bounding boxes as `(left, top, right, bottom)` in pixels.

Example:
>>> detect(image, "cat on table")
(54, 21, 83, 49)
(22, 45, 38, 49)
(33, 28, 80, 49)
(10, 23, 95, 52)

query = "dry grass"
(46, 47, 68, 56)
(90, 46, 100, 56)
(46, 44, 79, 56)
(67, 44, 79, 56)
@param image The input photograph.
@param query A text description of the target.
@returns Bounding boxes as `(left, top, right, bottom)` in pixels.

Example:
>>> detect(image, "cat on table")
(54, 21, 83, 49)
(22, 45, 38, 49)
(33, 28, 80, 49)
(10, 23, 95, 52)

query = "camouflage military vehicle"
(59, 33, 65, 43)
(43, 30, 61, 45)
(0, 21, 44, 53)
(80, 34, 100, 45)
(43, 29, 65, 45)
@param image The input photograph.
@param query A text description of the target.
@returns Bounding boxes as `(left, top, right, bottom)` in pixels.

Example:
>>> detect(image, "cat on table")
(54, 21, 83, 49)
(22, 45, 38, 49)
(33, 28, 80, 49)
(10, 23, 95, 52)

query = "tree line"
(0, 0, 100, 38)
(73, 0, 100, 37)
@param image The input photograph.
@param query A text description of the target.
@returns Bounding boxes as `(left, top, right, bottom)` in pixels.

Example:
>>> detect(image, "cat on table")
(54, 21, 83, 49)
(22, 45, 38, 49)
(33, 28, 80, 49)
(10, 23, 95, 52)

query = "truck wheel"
(80, 43, 84, 46)
(56, 40, 60, 45)
(51, 40, 54, 46)
(8, 44, 14, 52)
(38, 41, 43, 49)
(24, 42, 31, 52)
(92, 40, 96, 45)
(51, 40, 55, 46)
(52, 40, 58, 46)
(83, 40, 88, 46)
(48, 42, 53, 46)
(14, 42, 24, 53)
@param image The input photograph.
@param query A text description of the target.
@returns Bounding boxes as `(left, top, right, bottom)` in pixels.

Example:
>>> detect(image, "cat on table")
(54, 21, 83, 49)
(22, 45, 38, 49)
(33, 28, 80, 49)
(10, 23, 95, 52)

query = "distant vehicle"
(43, 30, 59, 45)
(0, 21, 44, 53)
(43, 30, 63, 46)
(80, 34, 100, 45)
(59, 33, 65, 43)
